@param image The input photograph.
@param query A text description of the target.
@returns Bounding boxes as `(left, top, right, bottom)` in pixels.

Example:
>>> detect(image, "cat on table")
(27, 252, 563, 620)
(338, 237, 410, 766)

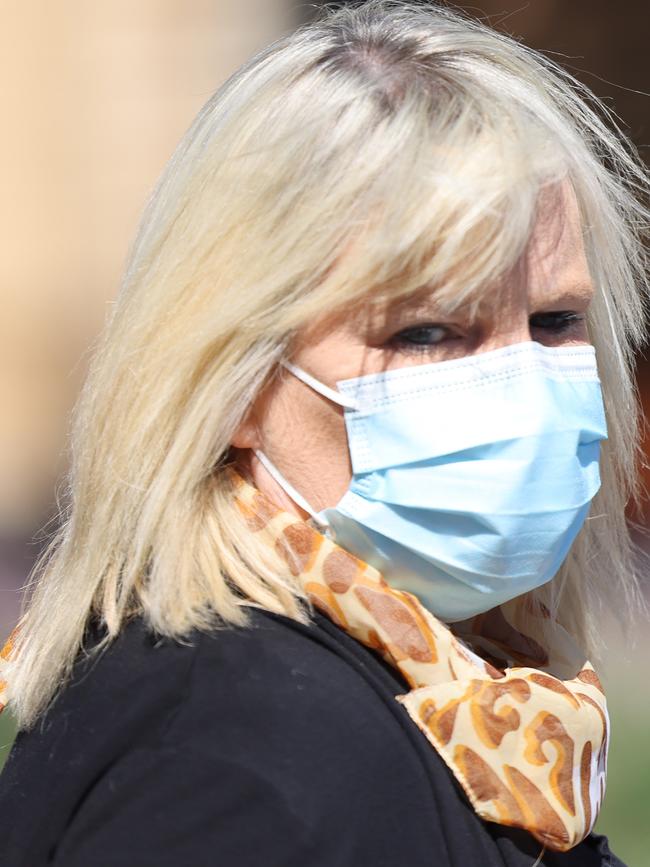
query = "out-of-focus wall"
(0, 0, 293, 634)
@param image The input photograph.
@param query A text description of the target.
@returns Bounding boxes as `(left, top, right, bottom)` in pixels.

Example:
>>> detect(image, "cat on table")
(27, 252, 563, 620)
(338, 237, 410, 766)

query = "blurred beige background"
(0, 0, 295, 624)
(1, 1, 648, 862)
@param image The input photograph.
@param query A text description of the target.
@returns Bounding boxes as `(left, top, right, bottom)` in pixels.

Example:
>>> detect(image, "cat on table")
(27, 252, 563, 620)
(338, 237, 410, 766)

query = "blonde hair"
(7, 0, 649, 729)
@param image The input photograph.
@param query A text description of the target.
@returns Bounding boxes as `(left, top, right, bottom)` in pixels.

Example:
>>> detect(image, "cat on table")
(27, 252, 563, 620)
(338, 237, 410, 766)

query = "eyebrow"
(526, 281, 596, 309)
(374, 280, 596, 326)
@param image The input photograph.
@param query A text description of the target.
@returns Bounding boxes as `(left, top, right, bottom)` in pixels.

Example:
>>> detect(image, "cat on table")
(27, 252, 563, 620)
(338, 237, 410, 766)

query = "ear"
(231, 364, 283, 449)
(231, 411, 260, 449)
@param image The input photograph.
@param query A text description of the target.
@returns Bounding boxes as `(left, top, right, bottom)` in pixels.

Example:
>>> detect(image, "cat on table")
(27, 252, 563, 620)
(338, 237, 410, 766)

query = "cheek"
(255, 376, 352, 501)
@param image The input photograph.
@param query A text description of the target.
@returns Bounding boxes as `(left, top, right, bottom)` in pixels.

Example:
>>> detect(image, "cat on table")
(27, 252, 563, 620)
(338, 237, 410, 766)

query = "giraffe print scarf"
(0, 468, 609, 852)
(230, 469, 609, 853)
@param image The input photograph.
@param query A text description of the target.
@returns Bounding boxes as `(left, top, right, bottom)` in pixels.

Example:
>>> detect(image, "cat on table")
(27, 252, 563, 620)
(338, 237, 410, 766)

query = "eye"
(388, 323, 455, 350)
(529, 311, 586, 332)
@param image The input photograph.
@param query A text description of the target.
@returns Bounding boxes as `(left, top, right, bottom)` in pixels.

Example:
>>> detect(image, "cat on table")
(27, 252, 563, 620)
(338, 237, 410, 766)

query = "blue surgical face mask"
(255, 341, 608, 622)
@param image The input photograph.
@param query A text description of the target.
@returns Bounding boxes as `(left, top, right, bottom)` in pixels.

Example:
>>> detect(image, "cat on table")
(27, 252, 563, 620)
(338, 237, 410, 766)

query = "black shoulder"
(161, 604, 413, 754)
(43, 608, 444, 867)
(61, 605, 409, 747)
(8, 605, 409, 760)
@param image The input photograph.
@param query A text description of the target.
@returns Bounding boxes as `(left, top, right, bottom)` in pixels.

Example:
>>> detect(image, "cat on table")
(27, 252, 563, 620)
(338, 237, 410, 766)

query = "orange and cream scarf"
(231, 470, 608, 853)
(0, 469, 609, 852)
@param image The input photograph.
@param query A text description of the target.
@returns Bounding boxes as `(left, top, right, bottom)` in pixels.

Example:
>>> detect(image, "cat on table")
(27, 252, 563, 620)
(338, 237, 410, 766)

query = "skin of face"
(232, 180, 595, 519)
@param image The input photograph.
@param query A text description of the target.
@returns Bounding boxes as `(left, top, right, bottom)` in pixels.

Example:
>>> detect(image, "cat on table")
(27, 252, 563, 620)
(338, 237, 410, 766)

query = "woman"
(0, 1, 647, 864)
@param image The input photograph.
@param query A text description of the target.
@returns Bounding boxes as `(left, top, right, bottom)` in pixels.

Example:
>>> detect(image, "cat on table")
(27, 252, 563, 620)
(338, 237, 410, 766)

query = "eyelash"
(390, 312, 586, 350)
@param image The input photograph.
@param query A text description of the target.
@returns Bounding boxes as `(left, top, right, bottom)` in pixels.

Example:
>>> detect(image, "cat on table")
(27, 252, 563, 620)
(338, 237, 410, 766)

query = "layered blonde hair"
(7, 0, 649, 729)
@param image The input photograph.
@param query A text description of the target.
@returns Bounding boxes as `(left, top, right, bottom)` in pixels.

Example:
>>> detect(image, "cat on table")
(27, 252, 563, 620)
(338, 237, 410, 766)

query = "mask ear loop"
(254, 448, 330, 528)
(251, 360, 358, 528)
(281, 361, 359, 411)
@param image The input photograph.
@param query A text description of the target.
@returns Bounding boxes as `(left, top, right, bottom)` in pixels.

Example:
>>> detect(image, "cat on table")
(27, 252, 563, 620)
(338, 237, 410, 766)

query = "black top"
(0, 607, 624, 866)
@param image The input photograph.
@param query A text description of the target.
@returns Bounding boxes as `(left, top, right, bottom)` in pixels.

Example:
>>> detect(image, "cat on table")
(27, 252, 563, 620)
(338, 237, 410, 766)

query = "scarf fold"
(230, 470, 608, 853)
(0, 469, 609, 852)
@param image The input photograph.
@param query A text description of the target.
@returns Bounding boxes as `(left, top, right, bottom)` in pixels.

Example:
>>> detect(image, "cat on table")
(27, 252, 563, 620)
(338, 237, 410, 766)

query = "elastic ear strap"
(282, 360, 359, 410)
(253, 449, 328, 526)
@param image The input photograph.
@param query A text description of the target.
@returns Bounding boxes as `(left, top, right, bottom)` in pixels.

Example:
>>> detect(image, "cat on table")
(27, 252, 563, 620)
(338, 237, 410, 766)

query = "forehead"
(375, 179, 593, 322)
(524, 181, 590, 281)
(295, 177, 595, 352)
(499, 180, 593, 311)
